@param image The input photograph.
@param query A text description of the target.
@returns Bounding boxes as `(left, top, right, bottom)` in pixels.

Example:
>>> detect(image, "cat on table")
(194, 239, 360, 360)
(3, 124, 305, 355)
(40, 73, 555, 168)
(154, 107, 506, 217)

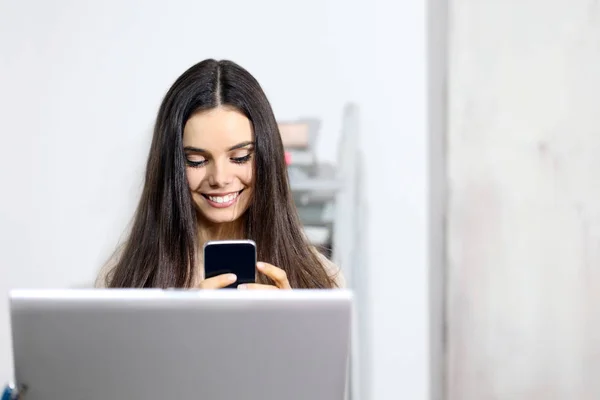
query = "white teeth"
(208, 192, 239, 204)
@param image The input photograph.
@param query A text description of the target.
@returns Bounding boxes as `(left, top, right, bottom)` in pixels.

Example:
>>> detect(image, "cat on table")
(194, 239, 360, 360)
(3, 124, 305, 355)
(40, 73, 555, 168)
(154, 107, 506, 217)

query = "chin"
(199, 210, 246, 225)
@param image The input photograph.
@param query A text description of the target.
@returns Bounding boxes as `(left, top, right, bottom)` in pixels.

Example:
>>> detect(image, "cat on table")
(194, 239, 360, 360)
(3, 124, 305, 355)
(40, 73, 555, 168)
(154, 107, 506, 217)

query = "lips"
(201, 189, 244, 208)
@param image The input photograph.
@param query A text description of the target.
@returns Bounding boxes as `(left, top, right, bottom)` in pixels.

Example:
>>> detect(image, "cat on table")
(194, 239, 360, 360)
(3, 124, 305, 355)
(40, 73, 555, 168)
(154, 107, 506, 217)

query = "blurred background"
(1, 0, 599, 399)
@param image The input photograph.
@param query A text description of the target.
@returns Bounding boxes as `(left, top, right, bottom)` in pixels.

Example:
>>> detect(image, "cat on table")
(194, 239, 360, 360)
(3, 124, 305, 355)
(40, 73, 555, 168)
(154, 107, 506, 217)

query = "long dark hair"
(106, 59, 335, 289)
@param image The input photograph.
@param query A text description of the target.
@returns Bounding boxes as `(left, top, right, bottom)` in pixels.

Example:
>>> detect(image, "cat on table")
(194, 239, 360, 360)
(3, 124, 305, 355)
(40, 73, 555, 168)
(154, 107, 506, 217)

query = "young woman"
(96, 59, 344, 289)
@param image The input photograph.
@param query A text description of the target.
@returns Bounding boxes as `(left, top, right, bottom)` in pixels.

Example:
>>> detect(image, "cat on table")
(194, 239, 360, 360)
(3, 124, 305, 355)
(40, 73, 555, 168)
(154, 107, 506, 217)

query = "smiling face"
(183, 106, 254, 226)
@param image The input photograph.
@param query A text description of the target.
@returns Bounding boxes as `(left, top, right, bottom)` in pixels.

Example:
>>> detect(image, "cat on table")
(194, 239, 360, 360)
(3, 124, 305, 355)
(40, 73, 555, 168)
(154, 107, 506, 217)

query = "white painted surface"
(366, 1, 430, 399)
(0, 1, 430, 398)
(447, 1, 600, 399)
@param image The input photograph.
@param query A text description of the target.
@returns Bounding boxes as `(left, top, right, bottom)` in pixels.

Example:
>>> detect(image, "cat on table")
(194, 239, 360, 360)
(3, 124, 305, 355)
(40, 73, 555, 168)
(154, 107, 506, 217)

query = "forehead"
(183, 107, 253, 148)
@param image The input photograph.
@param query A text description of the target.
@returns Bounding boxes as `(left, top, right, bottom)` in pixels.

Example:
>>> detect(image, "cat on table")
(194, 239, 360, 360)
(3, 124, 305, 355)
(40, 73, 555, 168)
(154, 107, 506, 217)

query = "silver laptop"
(9, 289, 352, 400)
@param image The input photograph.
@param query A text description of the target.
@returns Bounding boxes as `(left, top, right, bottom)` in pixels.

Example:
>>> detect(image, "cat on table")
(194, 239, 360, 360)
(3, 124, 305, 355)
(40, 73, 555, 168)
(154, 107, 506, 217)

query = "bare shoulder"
(94, 267, 109, 288)
(311, 247, 346, 288)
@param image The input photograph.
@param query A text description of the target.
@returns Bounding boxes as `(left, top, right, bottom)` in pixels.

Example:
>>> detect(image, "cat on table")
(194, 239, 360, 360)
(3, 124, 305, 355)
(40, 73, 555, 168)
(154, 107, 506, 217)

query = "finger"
(238, 283, 279, 290)
(198, 274, 237, 289)
(256, 262, 291, 289)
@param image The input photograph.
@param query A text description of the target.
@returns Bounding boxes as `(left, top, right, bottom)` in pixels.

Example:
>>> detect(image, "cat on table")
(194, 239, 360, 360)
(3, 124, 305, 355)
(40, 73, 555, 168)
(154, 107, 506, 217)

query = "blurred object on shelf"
(285, 149, 315, 168)
(280, 117, 337, 263)
(303, 225, 330, 246)
(278, 120, 316, 149)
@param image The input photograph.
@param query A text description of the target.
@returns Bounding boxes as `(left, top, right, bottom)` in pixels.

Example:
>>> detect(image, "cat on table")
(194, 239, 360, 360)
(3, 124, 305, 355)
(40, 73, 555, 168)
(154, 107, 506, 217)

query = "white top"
(95, 246, 345, 289)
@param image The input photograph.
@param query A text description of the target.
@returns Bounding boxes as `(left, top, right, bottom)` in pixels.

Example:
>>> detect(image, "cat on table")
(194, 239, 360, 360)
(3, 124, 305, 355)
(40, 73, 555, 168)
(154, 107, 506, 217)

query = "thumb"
(198, 273, 237, 289)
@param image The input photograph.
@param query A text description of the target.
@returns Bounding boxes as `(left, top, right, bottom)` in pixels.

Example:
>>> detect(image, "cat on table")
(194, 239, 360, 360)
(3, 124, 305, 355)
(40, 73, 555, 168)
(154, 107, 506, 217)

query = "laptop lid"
(9, 289, 352, 400)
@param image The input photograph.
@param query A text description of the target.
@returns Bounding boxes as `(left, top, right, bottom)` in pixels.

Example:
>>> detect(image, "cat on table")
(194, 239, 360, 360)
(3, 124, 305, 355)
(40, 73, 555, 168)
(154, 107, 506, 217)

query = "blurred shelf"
(290, 179, 343, 192)
(285, 150, 315, 166)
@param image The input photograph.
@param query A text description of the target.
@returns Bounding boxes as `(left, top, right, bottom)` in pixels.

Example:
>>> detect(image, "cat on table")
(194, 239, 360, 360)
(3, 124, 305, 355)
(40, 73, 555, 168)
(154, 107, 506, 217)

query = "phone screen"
(204, 241, 256, 288)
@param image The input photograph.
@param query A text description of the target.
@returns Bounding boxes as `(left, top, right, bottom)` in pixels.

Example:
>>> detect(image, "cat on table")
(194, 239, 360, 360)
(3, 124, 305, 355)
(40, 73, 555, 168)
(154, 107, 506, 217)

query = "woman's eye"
(231, 154, 252, 164)
(186, 155, 207, 167)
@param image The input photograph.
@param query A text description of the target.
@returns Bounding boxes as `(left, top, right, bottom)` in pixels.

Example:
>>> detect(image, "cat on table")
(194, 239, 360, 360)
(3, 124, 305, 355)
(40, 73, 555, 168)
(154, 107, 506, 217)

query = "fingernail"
(228, 274, 237, 283)
(238, 284, 247, 290)
(257, 262, 264, 270)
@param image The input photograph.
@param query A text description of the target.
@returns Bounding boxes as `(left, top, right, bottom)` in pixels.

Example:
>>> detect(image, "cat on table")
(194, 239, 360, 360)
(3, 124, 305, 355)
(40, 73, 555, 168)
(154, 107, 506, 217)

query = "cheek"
(186, 168, 205, 190)
(242, 164, 254, 186)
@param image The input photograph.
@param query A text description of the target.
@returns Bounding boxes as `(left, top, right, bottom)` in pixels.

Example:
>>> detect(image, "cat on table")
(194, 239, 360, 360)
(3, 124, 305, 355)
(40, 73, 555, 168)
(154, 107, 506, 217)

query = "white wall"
(367, 1, 431, 400)
(447, 1, 600, 399)
(0, 1, 430, 398)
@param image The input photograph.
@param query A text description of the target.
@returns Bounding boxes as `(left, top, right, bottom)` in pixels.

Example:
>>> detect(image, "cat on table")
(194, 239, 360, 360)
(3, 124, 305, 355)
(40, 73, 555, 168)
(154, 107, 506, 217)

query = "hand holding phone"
(237, 262, 292, 290)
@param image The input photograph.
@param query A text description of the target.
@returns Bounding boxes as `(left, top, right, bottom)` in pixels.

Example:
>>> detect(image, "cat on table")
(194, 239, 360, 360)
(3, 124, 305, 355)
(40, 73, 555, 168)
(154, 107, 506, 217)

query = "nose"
(207, 159, 232, 188)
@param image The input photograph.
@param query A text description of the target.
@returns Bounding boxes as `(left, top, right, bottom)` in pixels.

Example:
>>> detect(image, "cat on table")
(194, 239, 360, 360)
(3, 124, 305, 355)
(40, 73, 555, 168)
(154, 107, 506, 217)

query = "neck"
(197, 217, 245, 248)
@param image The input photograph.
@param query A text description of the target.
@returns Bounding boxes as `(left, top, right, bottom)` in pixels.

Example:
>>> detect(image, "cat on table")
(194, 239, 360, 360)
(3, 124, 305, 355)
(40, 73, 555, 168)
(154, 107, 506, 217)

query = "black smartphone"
(203, 240, 257, 289)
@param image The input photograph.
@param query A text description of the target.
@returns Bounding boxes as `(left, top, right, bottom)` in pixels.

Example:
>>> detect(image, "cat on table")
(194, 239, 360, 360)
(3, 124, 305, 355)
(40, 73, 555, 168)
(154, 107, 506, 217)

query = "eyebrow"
(183, 141, 255, 153)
